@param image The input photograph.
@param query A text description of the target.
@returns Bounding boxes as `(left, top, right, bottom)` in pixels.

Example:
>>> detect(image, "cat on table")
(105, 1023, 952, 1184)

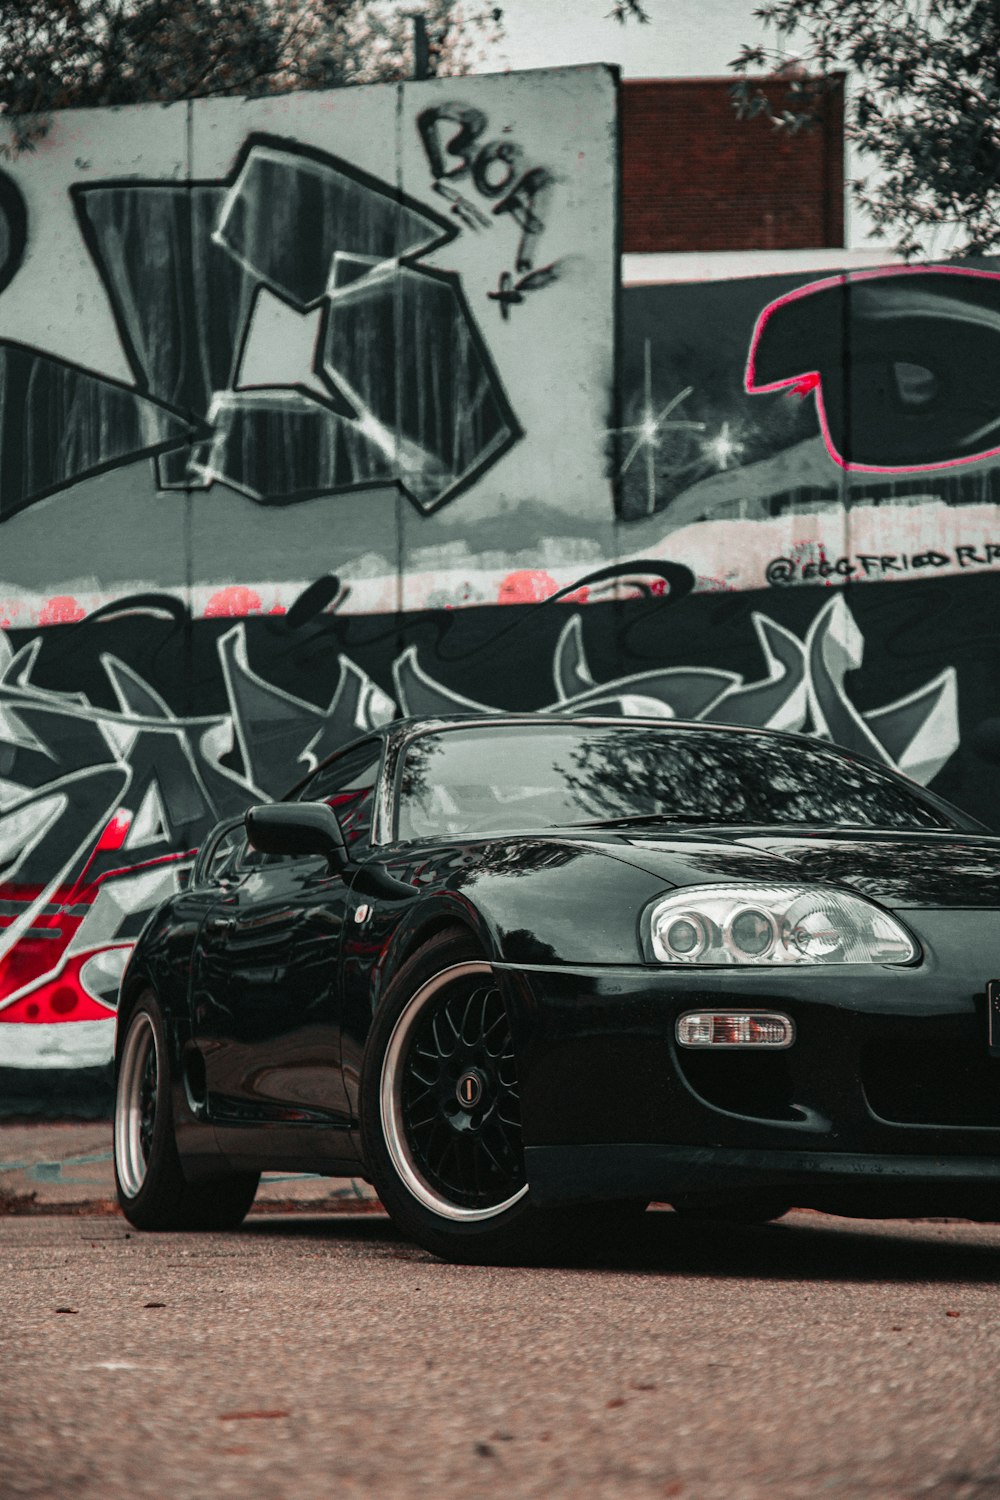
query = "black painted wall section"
(2, 572, 997, 1116)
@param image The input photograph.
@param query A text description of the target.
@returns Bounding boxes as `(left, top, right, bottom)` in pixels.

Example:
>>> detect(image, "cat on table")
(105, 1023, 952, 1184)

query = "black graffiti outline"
(492, 166, 553, 274)
(391, 595, 959, 789)
(417, 104, 554, 273)
(765, 544, 1000, 586)
(746, 266, 1000, 472)
(65, 131, 521, 516)
(417, 103, 490, 182)
(72, 132, 456, 389)
(231, 282, 357, 419)
(203, 260, 522, 513)
(487, 263, 562, 321)
(407, 559, 697, 669)
(0, 171, 27, 297)
(0, 340, 201, 524)
(431, 180, 493, 231)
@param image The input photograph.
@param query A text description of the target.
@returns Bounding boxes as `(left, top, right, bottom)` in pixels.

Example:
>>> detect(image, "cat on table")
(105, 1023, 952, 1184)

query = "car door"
(193, 741, 384, 1147)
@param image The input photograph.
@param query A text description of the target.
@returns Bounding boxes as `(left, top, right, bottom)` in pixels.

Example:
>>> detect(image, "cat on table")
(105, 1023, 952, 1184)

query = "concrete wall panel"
(396, 67, 618, 614)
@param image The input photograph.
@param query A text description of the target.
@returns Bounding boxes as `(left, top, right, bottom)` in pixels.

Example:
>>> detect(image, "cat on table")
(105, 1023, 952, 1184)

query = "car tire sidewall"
(114, 993, 187, 1227)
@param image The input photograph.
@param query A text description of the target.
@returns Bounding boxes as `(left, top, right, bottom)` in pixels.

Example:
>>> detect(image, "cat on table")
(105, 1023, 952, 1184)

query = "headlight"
(643, 884, 918, 966)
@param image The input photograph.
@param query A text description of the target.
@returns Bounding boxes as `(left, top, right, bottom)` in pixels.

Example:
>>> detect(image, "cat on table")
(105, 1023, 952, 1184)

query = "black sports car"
(113, 714, 1000, 1261)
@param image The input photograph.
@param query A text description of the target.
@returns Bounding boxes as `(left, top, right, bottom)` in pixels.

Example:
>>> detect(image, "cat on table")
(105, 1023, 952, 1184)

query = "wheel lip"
(379, 960, 529, 1224)
(114, 1009, 156, 1200)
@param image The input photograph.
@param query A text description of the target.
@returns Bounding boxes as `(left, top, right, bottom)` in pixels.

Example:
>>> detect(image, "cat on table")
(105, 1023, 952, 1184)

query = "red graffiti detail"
(98, 810, 130, 851)
(497, 570, 558, 605)
(38, 595, 86, 625)
(50, 986, 77, 1015)
(64, 809, 131, 906)
(0, 950, 125, 1025)
(92, 849, 193, 891)
(745, 263, 1000, 474)
(790, 372, 821, 398)
(204, 585, 263, 618)
(0, 847, 192, 1029)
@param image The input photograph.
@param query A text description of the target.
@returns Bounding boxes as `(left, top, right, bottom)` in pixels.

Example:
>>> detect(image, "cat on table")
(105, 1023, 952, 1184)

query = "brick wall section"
(621, 77, 845, 253)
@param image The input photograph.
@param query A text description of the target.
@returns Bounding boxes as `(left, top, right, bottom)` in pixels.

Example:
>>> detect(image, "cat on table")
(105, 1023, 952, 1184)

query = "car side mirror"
(244, 802, 349, 869)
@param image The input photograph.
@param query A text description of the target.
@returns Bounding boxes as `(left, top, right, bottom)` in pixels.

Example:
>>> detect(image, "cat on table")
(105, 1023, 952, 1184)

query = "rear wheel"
(362, 929, 639, 1262)
(114, 993, 259, 1231)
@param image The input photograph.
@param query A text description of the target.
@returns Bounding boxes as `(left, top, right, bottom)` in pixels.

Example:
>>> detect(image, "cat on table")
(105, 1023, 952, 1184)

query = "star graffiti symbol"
(610, 339, 707, 513)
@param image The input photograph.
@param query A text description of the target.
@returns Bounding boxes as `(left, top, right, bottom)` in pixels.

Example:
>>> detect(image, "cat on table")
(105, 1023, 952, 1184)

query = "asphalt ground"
(3, 1209, 1000, 1500)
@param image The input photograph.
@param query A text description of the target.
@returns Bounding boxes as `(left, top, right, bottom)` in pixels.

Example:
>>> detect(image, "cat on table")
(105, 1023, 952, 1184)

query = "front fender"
(372, 838, 670, 975)
(355, 888, 502, 1022)
(448, 844, 667, 968)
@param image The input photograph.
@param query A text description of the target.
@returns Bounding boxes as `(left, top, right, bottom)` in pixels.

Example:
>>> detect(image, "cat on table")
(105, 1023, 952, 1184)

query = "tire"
(361, 928, 627, 1263)
(670, 1191, 792, 1225)
(114, 993, 259, 1231)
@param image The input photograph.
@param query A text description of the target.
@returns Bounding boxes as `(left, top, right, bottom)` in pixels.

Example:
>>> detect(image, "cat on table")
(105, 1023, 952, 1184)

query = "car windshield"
(395, 723, 960, 840)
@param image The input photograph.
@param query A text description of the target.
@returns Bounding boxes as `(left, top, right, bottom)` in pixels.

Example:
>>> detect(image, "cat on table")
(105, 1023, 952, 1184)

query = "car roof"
(384, 712, 820, 748)
(324, 711, 872, 768)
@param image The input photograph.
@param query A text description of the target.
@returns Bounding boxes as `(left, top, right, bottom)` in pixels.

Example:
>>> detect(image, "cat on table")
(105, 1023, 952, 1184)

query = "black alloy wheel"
(392, 966, 526, 1216)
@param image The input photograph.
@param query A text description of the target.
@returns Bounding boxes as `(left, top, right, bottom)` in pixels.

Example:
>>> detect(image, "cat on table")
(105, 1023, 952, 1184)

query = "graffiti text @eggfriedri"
(765, 545, 1000, 586)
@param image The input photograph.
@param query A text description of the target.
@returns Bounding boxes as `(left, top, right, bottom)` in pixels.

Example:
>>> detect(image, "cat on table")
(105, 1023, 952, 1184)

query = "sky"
(473, 0, 773, 80)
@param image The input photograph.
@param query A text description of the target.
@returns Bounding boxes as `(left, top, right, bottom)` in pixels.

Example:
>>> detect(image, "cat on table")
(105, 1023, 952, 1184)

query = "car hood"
(612, 826, 1000, 909)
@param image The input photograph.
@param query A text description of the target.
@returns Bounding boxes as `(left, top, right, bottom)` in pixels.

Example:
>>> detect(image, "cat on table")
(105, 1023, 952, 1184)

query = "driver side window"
(296, 741, 382, 849)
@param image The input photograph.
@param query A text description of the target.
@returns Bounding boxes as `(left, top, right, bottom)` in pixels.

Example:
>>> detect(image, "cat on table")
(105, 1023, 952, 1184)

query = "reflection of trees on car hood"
(733, 831, 1000, 908)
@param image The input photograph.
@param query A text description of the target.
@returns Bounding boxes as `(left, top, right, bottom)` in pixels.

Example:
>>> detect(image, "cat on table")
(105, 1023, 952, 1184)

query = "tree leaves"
(730, 0, 1000, 257)
(0, 1, 506, 156)
(608, 1, 651, 20)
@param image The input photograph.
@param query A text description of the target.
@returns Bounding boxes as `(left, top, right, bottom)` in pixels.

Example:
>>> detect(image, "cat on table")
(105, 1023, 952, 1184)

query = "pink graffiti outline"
(745, 264, 1000, 474)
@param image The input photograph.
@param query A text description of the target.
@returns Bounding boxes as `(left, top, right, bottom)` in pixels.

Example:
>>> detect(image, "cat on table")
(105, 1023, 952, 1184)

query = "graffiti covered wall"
(609, 265, 1000, 843)
(3, 68, 1000, 1109)
(0, 70, 618, 622)
(0, 67, 621, 1100)
(618, 264, 1000, 589)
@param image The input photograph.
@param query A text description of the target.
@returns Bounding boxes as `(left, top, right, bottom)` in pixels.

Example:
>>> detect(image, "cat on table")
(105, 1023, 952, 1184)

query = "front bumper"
(495, 907, 1000, 1214)
(525, 1143, 1000, 1217)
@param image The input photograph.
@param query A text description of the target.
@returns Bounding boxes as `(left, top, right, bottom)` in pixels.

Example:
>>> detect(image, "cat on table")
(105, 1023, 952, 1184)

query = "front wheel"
(114, 993, 259, 1231)
(361, 931, 535, 1262)
(363, 929, 631, 1263)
